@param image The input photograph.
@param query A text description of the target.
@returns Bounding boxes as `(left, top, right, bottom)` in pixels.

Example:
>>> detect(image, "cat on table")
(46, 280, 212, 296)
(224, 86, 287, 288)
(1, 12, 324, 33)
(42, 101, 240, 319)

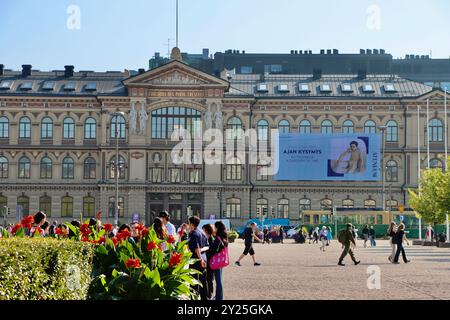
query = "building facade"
(0, 51, 449, 227)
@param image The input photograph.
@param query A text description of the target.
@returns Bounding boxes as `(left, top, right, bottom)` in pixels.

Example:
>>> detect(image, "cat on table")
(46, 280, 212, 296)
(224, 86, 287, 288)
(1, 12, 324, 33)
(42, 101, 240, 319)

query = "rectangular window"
(241, 66, 253, 74)
(256, 165, 269, 181)
(188, 168, 201, 184)
(169, 168, 182, 183)
(151, 168, 163, 183)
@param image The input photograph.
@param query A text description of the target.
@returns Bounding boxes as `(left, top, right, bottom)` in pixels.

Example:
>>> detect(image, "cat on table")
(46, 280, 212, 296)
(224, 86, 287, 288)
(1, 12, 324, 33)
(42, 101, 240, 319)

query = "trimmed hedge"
(0, 238, 95, 300)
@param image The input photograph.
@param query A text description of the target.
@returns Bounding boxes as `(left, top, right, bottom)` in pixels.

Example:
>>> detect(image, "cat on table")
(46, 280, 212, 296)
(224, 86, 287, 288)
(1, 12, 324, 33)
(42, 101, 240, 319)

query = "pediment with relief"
(416, 89, 447, 102)
(123, 60, 229, 89)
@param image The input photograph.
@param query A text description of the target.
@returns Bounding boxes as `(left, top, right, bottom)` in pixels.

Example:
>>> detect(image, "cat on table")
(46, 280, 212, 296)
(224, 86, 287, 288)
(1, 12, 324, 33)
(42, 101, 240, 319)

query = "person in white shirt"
(159, 210, 176, 237)
(319, 226, 328, 251)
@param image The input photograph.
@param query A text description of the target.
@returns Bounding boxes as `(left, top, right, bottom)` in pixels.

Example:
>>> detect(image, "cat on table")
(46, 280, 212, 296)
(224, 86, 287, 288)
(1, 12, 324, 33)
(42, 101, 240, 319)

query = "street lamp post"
(378, 126, 387, 211)
(112, 112, 125, 226)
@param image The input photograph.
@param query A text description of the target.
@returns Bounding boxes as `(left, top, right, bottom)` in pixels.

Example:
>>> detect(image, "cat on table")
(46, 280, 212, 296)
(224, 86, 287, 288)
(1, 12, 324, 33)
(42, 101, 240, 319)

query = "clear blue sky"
(1, 0, 449, 71)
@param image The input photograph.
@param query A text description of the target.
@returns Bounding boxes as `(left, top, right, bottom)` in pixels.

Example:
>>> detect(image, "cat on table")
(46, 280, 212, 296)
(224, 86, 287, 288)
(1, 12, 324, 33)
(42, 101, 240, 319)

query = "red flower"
(135, 224, 144, 232)
(142, 228, 149, 237)
(147, 241, 157, 251)
(125, 258, 141, 269)
(169, 252, 183, 268)
(11, 224, 21, 235)
(116, 229, 131, 241)
(167, 235, 176, 244)
(96, 236, 106, 244)
(111, 237, 118, 246)
(80, 223, 91, 237)
(34, 227, 43, 235)
(103, 223, 113, 233)
(20, 216, 34, 229)
(81, 235, 89, 242)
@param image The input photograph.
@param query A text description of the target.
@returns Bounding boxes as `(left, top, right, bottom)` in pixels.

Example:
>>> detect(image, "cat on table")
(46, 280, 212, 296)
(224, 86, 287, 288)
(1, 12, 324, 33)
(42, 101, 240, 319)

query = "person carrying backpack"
(338, 223, 361, 266)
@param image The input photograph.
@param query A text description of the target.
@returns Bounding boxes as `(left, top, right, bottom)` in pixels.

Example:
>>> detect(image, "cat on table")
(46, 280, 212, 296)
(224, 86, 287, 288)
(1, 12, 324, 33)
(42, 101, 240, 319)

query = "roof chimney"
(22, 64, 32, 77)
(138, 68, 146, 74)
(0, 64, 4, 76)
(313, 69, 322, 80)
(64, 65, 74, 78)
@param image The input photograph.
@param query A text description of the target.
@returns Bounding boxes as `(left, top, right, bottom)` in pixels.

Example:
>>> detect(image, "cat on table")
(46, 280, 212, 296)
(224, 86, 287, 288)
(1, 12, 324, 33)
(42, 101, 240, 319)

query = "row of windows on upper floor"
(0, 112, 447, 143)
(0, 195, 124, 219)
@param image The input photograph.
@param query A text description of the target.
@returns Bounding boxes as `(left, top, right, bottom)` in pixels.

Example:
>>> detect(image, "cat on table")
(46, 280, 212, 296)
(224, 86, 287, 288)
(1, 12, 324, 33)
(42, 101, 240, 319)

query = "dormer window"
(341, 84, 353, 93)
(64, 82, 76, 91)
(384, 84, 397, 93)
(20, 82, 33, 91)
(278, 84, 289, 93)
(299, 84, 310, 93)
(256, 84, 269, 93)
(320, 84, 332, 93)
(362, 84, 375, 93)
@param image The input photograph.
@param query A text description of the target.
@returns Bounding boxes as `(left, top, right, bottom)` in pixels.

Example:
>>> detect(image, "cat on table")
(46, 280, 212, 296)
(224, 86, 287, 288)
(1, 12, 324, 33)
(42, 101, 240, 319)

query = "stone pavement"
(222, 239, 450, 300)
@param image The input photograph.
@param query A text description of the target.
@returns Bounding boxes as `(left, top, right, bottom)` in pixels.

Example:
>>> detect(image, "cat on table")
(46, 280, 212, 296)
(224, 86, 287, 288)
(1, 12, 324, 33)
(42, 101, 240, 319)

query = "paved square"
(223, 239, 450, 300)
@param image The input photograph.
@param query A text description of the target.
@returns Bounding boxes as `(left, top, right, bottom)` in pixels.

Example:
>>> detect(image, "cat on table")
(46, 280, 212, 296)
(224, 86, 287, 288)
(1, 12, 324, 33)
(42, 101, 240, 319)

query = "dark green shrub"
(0, 238, 94, 300)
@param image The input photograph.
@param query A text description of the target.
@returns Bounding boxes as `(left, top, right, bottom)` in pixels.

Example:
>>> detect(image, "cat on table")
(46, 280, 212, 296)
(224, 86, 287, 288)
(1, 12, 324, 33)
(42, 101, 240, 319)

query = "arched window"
(386, 160, 398, 182)
(19, 117, 31, 138)
(226, 117, 243, 140)
(61, 196, 73, 217)
(430, 158, 443, 170)
(0, 156, 8, 178)
(17, 195, 30, 217)
(342, 120, 354, 134)
(386, 120, 398, 142)
(299, 198, 311, 221)
(40, 157, 52, 179)
(109, 156, 126, 179)
(321, 119, 333, 134)
(386, 199, 398, 210)
(342, 199, 354, 208)
(63, 117, 75, 139)
(39, 195, 52, 217)
(0, 116, 9, 138)
(277, 199, 289, 219)
(256, 198, 268, 216)
(62, 157, 74, 179)
(364, 120, 376, 134)
(226, 198, 241, 218)
(278, 120, 290, 134)
(83, 196, 95, 217)
(429, 119, 443, 142)
(320, 198, 333, 210)
(84, 157, 96, 179)
(226, 157, 242, 180)
(18, 156, 31, 179)
(109, 196, 125, 218)
(299, 119, 311, 134)
(364, 199, 376, 209)
(257, 119, 269, 141)
(151, 107, 201, 139)
(84, 117, 97, 139)
(111, 114, 126, 139)
(41, 117, 53, 139)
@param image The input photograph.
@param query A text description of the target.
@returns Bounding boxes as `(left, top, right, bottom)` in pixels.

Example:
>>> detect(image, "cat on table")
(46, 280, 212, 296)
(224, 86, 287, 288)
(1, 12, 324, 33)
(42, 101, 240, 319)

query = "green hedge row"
(0, 238, 95, 300)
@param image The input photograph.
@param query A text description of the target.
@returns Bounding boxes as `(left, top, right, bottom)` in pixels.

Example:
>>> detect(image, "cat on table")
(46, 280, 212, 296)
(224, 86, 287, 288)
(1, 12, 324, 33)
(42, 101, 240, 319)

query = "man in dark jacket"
(338, 223, 361, 266)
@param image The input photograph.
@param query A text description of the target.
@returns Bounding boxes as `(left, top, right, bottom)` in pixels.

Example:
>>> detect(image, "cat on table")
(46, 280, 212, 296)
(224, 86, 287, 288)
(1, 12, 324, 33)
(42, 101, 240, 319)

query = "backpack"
(338, 229, 347, 244)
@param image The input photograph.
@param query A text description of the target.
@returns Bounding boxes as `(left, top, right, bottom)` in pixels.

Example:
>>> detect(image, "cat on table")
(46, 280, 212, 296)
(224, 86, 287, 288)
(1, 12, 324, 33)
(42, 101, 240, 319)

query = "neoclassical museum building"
(0, 48, 448, 226)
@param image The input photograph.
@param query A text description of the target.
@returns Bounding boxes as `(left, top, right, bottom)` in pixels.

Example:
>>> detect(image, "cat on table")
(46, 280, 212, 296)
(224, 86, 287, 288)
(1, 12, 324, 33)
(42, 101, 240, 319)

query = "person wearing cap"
(158, 210, 176, 237)
(338, 223, 360, 266)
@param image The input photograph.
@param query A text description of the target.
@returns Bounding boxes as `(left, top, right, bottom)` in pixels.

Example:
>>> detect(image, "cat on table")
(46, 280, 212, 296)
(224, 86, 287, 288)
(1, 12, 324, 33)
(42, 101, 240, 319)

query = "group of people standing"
(361, 225, 377, 248)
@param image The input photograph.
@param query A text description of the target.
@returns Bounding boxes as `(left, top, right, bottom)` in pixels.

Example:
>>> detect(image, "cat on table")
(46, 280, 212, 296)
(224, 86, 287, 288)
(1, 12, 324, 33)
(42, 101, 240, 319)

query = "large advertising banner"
(274, 133, 381, 181)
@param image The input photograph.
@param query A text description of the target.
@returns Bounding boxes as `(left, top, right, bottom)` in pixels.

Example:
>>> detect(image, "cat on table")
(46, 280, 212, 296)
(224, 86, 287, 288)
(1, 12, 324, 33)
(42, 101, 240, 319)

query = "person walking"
(425, 225, 434, 242)
(338, 223, 361, 266)
(279, 226, 285, 244)
(393, 223, 411, 264)
(362, 224, 370, 248)
(187, 216, 209, 300)
(235, 222, 262, 266)
(387, 222, 398, 263)
(319, 226, 328, 251)
(326, 226, 333, 245)
(369, 226, 376, 247)
(312, 227, 319, 244)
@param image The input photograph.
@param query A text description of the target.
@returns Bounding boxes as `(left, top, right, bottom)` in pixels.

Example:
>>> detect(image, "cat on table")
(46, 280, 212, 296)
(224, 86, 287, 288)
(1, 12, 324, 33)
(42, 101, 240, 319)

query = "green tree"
(408, 158, 450, 244)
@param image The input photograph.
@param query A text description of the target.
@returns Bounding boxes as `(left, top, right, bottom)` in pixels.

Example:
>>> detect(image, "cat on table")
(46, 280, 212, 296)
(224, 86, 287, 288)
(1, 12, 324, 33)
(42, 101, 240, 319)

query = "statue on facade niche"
(205, 111, 213, 129)
(130, 103, 138, 134)
(214, 111, 223, 129)
(139, 104, 148, 135)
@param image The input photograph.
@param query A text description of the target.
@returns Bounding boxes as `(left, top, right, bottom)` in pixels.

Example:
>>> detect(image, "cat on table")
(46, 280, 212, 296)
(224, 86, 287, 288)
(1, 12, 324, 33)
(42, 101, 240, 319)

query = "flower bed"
(1, 217, 201, 300)
(0, 238, 94, 300)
